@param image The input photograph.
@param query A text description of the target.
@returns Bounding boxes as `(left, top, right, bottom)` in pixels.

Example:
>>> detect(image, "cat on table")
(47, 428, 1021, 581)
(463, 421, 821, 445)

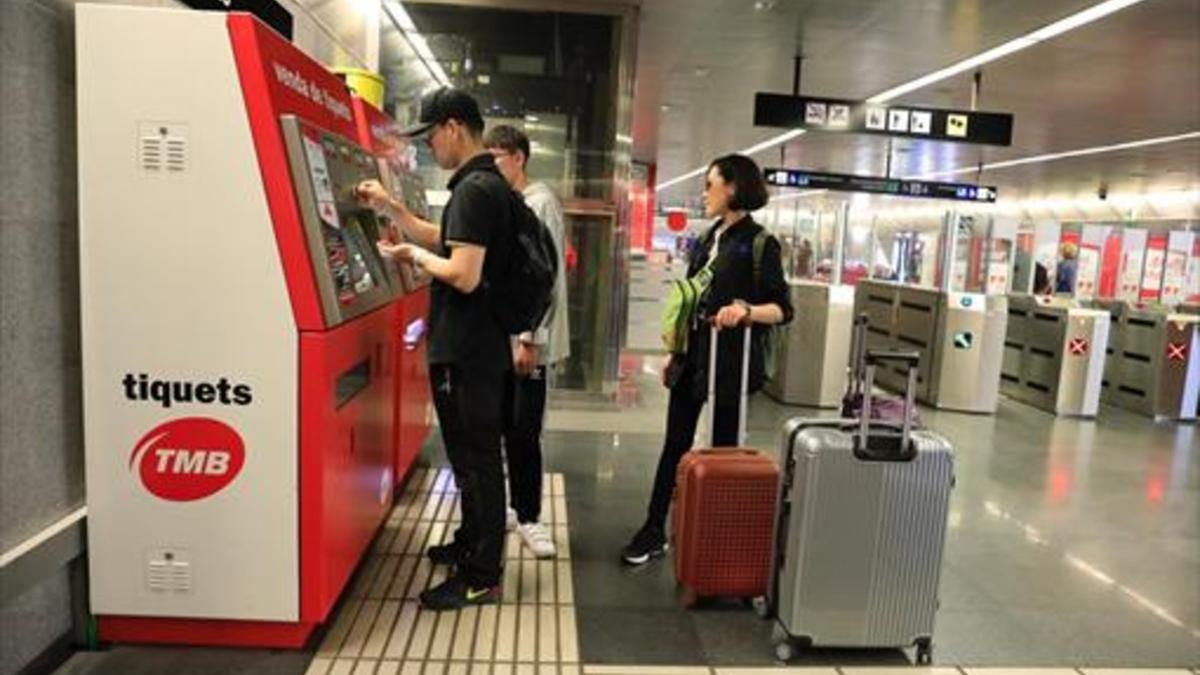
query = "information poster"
(1075, 245, 1101, 299)
(1189, 237, 1200, 303)
(1162, 251, 1188, 305)
(1162, 231, 1196, 305)
(1117, 228, 1148, 303)
(1140, 234, 1168, 303)
(986, 239, 1012, 295)
(1076, 225, 1109, 299)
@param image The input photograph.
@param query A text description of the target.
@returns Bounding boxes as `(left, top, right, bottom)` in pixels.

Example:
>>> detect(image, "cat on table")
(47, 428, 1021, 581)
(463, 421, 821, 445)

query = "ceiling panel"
(640, 0, 1200, 207)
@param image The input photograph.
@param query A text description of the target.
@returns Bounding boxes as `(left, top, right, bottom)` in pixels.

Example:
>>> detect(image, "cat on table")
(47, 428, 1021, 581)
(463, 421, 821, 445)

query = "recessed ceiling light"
(754, 0, 777, 11)
(660, 104, 672, 112)
(693, 67, 710, 78)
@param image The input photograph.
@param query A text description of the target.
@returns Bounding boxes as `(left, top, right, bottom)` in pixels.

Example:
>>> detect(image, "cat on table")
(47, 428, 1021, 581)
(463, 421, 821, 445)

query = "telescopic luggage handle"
(864, 350, 920, 369)
(847, 314, 870, 398)
(708, 322, 752, 447)
(857, 348, 920, 460)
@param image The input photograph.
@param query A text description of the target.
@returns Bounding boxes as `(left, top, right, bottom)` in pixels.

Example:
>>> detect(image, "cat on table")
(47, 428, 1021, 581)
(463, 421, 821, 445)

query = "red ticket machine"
(351, 97, 434, 489)
(78, 7, 398, 647)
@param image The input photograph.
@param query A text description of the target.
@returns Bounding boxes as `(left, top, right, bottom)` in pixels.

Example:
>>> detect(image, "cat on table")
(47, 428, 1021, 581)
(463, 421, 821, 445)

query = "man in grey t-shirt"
(484, 125, 570, 559)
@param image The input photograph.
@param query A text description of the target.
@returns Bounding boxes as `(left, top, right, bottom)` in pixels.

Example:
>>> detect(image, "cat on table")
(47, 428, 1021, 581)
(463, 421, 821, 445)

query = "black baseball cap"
(401, 87, 484, 137)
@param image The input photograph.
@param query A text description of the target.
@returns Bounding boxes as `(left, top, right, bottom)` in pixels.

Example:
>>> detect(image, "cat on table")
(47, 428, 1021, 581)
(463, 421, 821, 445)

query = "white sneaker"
(516, 522, 557, 559)
(506, 507, 518, 532)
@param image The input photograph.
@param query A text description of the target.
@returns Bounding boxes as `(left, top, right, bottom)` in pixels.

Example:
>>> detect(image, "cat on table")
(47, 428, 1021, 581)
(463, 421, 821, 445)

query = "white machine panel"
(78, 6, 299, 620)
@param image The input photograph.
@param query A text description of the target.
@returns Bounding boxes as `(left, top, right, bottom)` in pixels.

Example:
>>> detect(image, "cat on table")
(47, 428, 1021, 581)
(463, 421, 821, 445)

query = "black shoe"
(621, 524, 667, 566)
(427, 541, 467, 566)
(419, 575, 501, 611)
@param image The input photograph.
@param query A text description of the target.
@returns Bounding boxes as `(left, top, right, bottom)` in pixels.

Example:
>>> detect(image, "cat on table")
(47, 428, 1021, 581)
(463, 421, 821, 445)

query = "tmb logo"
(129, 418, 245, 501)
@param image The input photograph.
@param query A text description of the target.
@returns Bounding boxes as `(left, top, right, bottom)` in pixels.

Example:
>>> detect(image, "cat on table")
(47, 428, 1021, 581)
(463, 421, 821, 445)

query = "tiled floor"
(304, 469, 579, 675)
(51, 335, 1200, 673)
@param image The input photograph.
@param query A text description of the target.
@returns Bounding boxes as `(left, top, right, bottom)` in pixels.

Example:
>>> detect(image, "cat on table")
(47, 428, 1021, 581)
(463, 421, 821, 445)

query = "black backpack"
(488, 181, 558, 335)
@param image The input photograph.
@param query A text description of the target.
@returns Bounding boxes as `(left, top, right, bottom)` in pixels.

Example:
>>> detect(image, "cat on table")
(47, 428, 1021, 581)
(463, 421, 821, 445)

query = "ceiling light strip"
(871, 0, 1147, 103)
(383, 1, 451, 88)
(908, 130, 1200, 180)
(655, 0, 1149, 192)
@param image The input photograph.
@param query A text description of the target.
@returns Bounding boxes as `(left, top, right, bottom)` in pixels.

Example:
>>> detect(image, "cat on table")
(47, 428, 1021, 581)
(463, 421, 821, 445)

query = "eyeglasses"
(419, 123, 446, 147)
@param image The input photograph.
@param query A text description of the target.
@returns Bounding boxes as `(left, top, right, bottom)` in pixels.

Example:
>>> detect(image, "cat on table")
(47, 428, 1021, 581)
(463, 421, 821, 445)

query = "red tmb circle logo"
(129, 417, 246, 501)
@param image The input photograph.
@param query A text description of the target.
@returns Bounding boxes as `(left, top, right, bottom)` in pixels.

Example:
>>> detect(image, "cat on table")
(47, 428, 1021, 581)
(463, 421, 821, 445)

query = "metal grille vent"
(146, 550, 192, 592)
(138, 123, 188, 173)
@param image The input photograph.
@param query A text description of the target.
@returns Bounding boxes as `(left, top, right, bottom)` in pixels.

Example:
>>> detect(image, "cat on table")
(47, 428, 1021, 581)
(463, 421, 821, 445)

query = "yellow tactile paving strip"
(306, 468, 579, 675)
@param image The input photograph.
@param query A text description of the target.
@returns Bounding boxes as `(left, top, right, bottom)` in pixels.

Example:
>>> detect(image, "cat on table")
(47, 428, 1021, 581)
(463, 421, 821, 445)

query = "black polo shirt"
(426, 153, 513, 373)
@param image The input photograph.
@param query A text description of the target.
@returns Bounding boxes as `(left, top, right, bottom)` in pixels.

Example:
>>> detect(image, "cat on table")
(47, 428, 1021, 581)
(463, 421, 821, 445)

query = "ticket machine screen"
(282, 115, 399, 325)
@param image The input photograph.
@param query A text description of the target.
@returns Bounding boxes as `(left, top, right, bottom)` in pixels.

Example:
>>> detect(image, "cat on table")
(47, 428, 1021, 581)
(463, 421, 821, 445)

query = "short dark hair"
(708, 154, 769, 212)
(483, 125, 531, 167)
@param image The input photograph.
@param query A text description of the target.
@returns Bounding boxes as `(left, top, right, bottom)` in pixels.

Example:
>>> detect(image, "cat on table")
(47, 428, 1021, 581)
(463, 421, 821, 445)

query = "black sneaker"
(419, 575, 501, 611)
(620, 524, 667, 566)
(427, 541, 467, 566)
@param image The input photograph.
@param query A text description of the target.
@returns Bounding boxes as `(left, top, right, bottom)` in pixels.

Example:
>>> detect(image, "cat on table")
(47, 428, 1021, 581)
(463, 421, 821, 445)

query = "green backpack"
(661, 229, 771, 356)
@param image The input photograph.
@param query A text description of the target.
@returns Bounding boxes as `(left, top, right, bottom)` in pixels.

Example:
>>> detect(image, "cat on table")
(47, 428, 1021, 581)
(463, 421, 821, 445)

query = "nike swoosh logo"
(466, 587, 492, 601)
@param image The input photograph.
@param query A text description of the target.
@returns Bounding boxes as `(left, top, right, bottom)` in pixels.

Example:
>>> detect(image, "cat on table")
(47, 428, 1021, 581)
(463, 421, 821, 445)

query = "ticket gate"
(1098, 303, 1200, 420)
(854, 280, 1007, 413)
(1001, 295, 1110, 416)
(765, 281, 854, 407)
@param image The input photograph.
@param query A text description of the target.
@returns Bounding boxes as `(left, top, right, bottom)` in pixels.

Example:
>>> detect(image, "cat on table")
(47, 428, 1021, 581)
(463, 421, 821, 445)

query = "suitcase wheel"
(915, 637, 933, 665)
(774, 640, 794, 663)
(751, 595, 771, 619)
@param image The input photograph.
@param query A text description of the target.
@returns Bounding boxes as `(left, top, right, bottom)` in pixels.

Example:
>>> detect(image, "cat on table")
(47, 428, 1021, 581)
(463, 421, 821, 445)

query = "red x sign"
(1166, 341, 1188, 362)
(1068, 337, 1089, 356)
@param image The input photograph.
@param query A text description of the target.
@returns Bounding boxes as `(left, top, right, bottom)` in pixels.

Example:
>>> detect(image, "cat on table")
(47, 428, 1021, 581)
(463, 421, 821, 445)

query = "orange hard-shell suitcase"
(671, 325, 779, 606)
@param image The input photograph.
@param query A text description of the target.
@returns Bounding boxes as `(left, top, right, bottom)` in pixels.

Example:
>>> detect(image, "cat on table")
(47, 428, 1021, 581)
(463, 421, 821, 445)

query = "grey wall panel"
(0, 0, 85, 557)
(0, 0, 379, 672)
(0, 570, 72, 675)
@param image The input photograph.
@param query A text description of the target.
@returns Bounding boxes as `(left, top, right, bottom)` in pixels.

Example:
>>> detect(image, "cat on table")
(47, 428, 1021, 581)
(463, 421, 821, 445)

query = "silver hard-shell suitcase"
(767, 350, 954, 664)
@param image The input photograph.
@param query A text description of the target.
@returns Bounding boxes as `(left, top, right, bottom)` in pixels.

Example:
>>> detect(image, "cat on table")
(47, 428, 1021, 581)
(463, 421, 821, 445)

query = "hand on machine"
(355, 180, 427, 267)
(355, 179, 405, 215)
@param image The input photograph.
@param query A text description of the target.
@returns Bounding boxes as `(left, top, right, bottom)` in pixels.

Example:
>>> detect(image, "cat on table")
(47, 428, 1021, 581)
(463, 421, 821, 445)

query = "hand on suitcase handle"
(711, 302, 753, 330)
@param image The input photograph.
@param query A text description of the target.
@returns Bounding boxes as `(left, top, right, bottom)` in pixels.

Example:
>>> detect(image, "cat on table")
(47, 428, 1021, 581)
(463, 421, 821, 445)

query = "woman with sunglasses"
(622, 154, 794, 565)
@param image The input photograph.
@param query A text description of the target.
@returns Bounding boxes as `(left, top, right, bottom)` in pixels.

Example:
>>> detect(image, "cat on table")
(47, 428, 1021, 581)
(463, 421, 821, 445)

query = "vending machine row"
(78, 6, 427, 647)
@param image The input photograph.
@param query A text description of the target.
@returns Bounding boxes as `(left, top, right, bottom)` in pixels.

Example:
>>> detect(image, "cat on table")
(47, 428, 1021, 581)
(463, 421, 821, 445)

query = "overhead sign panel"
(763, 167, 998, 203)
(754, 93, 1014, 146)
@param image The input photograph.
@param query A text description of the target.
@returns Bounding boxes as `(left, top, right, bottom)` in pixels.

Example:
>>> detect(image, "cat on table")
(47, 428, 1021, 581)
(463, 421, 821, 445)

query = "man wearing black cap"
(357, 87, 512, 610)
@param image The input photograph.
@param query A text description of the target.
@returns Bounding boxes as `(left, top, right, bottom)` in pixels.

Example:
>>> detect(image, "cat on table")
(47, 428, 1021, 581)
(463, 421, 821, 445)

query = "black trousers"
(430, 364, 506, 587)
(502, 366, 547, 524)
(644, 366, 741, 530)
